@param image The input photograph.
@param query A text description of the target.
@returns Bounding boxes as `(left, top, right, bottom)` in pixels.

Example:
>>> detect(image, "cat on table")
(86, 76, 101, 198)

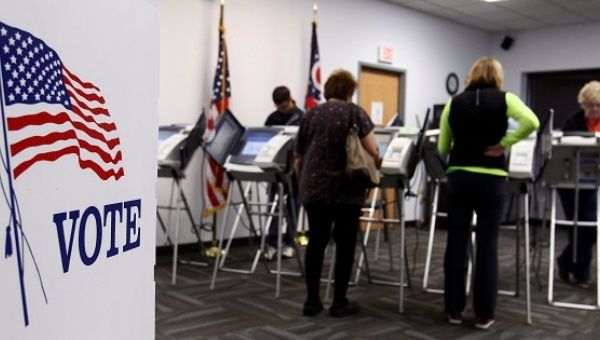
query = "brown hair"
(465, 57, 504, 90)
(324, 69, 356, 101)
(272, 86, 291, 104)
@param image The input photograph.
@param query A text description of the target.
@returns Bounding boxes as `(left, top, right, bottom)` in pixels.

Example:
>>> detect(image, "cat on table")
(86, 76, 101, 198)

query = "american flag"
(304, 20, 322, 110)
(0, 22, 124, 181)
(203, 4, 230, 216)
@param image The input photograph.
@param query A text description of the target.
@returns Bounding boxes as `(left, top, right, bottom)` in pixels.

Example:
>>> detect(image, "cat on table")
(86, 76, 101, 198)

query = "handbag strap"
(348, 104, 360, 133)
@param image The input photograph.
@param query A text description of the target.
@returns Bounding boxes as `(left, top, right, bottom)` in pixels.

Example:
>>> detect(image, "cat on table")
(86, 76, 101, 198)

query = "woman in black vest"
(437, 57, 539, 330)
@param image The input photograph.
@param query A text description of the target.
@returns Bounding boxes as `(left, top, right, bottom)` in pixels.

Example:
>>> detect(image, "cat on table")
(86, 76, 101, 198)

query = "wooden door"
(358, 66, 404, 127)
(358, 65, 404, 223)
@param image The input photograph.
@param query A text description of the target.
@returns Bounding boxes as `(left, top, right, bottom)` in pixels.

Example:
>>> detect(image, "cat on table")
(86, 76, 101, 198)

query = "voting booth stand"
(206, 111, 303, 298)
(337, 110, 431, 313)
(157, 114, 209, 285)
(421, 130, 450, 294)
(544, 136, 600, 310)
(348, 128, 410, 289)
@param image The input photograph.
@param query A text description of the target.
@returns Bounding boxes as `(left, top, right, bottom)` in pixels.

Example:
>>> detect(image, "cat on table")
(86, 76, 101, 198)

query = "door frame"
(357, 62, 406, 125)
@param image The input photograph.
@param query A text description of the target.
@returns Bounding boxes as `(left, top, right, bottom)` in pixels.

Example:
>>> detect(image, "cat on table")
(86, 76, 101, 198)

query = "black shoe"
(573, 275, 591, 289)
(303, 301, 324, 316)
(574, 279, 591, 289)
(329, 300, 360, 317)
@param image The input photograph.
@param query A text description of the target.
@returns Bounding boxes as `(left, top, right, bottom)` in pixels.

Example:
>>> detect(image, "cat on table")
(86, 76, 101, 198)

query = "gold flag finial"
(313, 3, 318, 22)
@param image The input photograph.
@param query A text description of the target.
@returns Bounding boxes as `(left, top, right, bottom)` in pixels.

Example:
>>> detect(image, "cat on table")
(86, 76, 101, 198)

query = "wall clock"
(446, 72, 459, 95)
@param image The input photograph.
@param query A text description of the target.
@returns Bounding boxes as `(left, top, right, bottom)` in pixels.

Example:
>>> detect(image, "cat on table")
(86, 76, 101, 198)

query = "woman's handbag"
(345, 105, 380, 187)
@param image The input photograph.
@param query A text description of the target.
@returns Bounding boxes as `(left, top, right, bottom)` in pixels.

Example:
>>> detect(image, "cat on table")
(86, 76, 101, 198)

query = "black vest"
(448, 85, 508, 169)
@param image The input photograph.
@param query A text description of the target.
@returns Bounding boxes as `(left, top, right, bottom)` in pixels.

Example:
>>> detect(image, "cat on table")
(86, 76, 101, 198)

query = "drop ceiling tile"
(423, 0, 477, 7)
(538, 12, 590, 25)
(502, 18, 547, 30)
(401, 1, 444, 11)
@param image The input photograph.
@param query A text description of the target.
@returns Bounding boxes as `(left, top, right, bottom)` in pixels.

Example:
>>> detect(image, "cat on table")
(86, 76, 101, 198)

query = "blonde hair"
(465, 57, 504, 90)
(578, 81, 600, 105)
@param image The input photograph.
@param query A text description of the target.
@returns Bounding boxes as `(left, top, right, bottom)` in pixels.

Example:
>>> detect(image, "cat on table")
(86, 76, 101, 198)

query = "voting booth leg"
(225, 180, 267, 274)
(175, 177, 209, 267)
(423, 181, 443, 293)
(353, 187, 380, 284)
(398, 188, 406, 313)
(353, 188, 410, 288)
(170, 182, 182, 284)
(548, 188, 557, 305)
(210, 187, 236, 290)
(275, 182, 284, 298)
(219, 183, 253, 270)
(156, 211, 173, 246)
(211, 181, 266, 289)
(524, 190, 532, 324)
(548, 187, 600, 310)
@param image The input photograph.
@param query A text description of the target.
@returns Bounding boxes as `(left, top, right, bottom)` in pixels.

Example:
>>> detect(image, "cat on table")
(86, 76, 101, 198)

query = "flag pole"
(219, 0, 227, 113)
(0, 56, 30, 326)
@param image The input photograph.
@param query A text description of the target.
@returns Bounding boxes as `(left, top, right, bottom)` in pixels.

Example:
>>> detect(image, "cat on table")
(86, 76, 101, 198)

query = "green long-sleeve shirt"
(437, 92, 540, 176)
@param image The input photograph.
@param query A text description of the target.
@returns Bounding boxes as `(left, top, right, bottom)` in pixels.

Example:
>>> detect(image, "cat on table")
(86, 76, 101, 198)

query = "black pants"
(444, 171, 506, 319)
(304, 203, 361, 305)
(557, 189, 597, 282)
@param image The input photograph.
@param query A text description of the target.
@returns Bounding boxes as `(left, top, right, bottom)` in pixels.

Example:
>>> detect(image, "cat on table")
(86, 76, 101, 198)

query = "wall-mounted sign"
(378, 45, 394, 64)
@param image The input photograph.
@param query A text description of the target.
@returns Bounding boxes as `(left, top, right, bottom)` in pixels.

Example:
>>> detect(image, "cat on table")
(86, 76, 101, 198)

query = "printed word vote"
(53, 199, 142, 273)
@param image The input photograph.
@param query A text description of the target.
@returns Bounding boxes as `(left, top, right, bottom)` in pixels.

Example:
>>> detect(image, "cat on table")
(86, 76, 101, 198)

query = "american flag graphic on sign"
(203, 4, 230, 216)
(0, 22, 124, 181)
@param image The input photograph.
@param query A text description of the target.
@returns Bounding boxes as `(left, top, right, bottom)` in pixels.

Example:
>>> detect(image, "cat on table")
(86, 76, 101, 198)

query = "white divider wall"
(0, 0, 159, 339)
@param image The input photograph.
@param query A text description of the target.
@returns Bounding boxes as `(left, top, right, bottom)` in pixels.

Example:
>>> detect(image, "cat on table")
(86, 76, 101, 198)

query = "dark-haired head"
(324, 69, 356, 101)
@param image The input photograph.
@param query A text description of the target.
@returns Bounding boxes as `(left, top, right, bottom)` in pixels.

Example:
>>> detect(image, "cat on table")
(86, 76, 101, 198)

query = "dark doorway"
(527, 69, 600, 129)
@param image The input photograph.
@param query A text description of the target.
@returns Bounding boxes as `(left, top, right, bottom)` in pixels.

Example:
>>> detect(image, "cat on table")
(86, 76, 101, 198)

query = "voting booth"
(347, 110, 430, 313)
(206, 112, 302, 297)
(156, 113, 208, 284)
(544, 132, 600, 311)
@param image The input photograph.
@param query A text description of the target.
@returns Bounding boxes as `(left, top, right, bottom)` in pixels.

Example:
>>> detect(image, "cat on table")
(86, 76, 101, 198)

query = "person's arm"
(294, 152, 303, 178)
(437, 99, 453, 156)
(484, 93, 539, 157)
(501, 92, 540, 147)
(360, 131, 382, 168)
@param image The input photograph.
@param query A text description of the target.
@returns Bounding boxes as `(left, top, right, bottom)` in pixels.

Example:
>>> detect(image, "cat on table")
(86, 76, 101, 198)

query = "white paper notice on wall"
(371, 101, 384, 125)
(378, 45, 394, 64)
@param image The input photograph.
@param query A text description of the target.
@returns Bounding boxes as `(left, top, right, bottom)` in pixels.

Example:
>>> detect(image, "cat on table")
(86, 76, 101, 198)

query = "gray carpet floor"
(155, 225, 599, 339)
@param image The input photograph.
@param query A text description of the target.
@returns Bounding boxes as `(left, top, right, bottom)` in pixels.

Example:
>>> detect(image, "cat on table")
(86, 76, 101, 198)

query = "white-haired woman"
(557, 80, 600, 288)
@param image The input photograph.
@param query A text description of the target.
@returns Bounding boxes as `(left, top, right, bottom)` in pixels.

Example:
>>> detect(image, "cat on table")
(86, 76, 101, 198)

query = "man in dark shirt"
(265, 86, 304, 126)
(264, 86, 304, 260)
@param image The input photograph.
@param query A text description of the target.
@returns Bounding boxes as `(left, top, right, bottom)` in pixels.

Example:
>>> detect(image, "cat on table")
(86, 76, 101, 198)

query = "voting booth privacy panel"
(0, 1, 158, 339)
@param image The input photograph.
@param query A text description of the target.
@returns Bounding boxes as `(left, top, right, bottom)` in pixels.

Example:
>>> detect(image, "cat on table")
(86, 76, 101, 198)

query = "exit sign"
(378, 45, 394, 64)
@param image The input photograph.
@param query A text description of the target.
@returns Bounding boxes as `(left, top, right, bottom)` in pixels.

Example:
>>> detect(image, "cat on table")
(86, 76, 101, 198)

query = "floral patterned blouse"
(296, 100, 374, 205)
